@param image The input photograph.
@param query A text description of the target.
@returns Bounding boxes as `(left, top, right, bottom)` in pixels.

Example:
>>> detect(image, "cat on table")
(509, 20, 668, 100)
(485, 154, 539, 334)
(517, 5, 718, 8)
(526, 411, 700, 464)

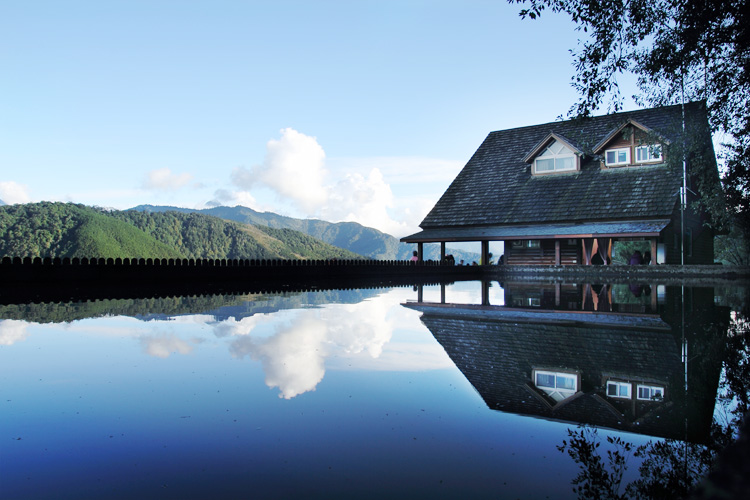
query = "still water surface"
(1, 281, 746, 499)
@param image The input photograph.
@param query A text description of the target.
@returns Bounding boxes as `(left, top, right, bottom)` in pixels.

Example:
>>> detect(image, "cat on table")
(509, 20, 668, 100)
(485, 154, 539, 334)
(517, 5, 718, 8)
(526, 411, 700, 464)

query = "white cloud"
(225, 296, 398, 399)
(0, 320, 29, 346)
(143, 168, 194, 191)
(226, 128, 457, 236)
(140, 334, 194, 358)
(0, 181, 32, 204)
(229, 314, 328, 399)
(320, 168, 408, 236)
(232, 128, 328, 213)
(206, 188, 259, 209)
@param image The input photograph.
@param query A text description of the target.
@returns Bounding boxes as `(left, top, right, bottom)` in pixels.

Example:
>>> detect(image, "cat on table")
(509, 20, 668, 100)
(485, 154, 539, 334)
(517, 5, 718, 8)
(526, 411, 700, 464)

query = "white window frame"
(606, 380, 632, 399)
(605, 147, 630, 166)
(533, 140, 577, 174)
(637, 385, 664, 401)
(534, 370, 578, 402)
(635, 144, 662, 163)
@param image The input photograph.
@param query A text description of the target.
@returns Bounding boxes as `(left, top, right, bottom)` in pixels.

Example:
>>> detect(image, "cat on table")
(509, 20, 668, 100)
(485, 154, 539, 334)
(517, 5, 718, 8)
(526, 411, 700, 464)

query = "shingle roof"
(407, 304, 714, 440)
(419, 102, 709, 230)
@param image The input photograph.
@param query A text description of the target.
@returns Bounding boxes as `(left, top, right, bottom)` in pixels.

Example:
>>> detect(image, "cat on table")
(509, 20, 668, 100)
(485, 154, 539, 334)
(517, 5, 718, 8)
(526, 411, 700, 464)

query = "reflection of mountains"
(0, 288, 385, 324)
(406, 285, 729, 442)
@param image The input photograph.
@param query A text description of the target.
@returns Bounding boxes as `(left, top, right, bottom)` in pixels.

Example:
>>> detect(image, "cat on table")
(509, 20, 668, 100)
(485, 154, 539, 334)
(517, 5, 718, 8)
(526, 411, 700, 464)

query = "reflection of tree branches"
(560, 426, 713, 499)
(558, 427, 632, 500)
(561, 309, 750, 499)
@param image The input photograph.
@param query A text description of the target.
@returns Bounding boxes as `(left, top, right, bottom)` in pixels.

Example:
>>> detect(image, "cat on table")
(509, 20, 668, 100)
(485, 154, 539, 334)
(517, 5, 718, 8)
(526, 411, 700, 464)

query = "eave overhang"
(400, 219, 671, 243)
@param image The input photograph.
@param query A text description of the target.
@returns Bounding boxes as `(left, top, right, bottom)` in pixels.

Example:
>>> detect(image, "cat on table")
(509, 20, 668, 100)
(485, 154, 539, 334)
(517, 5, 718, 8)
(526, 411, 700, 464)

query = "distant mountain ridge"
(130, 204, 479, 262)
(0, 202, 361, 261)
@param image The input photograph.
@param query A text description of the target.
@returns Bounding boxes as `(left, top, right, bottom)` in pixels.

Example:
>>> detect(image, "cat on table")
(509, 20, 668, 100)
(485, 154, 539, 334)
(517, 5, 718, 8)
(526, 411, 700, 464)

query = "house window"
(512, 240, 541, 249)
(635, 144, 662, 163)
(605, 147, 630, 166)
(533, 140, 577, 174)
(637, 385, 664, 401)
(606, 381, 632, 399)
(534, 370, 577, 402)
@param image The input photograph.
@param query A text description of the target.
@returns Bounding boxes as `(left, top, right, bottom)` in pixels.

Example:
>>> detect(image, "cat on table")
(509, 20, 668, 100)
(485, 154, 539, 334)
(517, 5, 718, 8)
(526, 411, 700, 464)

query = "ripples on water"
(1, 281, 747, 499)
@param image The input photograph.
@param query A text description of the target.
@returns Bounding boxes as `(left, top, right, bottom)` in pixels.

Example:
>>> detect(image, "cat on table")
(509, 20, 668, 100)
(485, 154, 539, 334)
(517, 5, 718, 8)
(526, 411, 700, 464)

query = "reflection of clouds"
(140, 334, 194, 358)
(225, 297, 396, 399)
(231, 315, 328, 399)
(0, 320, 29, 346)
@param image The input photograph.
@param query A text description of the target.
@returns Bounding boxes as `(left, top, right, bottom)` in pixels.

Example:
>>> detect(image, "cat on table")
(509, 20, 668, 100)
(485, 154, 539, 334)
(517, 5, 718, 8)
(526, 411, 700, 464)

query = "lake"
(1, 280, 747, 499)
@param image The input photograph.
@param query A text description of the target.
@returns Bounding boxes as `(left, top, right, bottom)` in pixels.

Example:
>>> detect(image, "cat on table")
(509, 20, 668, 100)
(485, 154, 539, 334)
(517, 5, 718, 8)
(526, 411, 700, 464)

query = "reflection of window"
(637, 385, 664, 400)
(513, 297, 541, 307)
(607, 381, 632, 399)
(635, 144, 662, 162)
(605, 147, 630, 166)
(534, 370, 577, 402)
(533, 140, 577, 174)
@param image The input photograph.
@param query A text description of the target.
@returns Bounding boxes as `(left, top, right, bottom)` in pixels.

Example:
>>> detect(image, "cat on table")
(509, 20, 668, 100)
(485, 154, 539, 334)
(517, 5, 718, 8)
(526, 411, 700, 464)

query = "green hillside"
(0, 202, 363, 261)
(132, 204, 480, 262)
(0, 202, 182, 259)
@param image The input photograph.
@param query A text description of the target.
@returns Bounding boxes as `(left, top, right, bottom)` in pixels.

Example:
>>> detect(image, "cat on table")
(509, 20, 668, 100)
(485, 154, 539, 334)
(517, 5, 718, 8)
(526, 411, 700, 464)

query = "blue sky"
(1, 0, 639, 237)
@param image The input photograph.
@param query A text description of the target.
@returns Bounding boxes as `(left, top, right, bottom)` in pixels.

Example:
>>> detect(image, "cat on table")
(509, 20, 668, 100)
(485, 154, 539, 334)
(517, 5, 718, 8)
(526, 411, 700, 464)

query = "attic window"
(533, 369, 577, 402)
(637, 384, 664, 401)
(533, 140, 577, 174)
(635, 144, 662, 163)
(606, 381, 632, 399)
(605, 147, 630, 166)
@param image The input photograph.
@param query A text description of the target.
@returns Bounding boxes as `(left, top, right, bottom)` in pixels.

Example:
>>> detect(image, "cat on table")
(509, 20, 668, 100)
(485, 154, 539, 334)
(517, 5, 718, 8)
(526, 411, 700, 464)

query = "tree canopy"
(510, 0, 749, 241)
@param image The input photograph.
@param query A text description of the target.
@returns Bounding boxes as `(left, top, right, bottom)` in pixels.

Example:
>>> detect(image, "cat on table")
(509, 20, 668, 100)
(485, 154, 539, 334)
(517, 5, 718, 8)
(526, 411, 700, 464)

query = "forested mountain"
(132, 204, 480, 262)
(0, 202, 362, 261)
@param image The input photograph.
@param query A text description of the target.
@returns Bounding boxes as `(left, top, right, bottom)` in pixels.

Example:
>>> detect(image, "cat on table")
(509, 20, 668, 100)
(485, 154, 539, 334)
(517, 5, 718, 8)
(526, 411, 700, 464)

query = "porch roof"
(401, 219, 671, 243)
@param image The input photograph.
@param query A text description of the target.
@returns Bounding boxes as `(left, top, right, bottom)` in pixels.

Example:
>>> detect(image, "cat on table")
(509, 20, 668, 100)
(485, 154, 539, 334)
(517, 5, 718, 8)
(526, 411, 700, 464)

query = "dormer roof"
(523, 132, 584, 163)
(592, 118, 672, 154)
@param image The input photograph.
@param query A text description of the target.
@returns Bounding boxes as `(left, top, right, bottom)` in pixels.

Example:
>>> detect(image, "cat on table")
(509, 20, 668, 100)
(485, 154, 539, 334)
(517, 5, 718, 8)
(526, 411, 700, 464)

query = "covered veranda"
(401, 220, 669, 266)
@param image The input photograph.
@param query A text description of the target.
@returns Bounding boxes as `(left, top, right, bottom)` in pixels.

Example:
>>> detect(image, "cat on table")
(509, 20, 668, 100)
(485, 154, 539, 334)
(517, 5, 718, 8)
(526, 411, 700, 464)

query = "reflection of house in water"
(405, 283, 728, 442)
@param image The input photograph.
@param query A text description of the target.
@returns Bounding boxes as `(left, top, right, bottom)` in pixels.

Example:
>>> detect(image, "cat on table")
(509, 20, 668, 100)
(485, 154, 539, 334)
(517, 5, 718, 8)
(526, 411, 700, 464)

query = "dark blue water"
(1, 281, 745, 499)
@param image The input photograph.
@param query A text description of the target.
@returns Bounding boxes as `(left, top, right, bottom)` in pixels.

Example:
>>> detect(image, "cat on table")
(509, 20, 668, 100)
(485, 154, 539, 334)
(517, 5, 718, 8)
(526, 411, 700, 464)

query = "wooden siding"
(506, 239, 580, 265)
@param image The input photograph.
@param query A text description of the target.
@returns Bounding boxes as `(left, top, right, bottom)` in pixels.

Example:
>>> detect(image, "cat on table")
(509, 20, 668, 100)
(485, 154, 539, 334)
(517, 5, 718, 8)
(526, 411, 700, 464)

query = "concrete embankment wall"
(0, 256, 481, 285)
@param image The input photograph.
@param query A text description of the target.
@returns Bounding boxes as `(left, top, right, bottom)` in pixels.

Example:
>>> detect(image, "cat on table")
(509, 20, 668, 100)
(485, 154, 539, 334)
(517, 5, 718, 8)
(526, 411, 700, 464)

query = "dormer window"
(533, 369, 578, 402)
(605, 147, 630, 166)
(635, 144, 662, 163)
(533, 140, 577, 174)
(594, 119, 669, 169)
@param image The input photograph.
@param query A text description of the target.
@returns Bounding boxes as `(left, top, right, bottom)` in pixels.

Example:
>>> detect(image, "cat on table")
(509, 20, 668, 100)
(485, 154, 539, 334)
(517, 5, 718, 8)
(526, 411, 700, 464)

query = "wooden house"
(402, 102, 720, 265)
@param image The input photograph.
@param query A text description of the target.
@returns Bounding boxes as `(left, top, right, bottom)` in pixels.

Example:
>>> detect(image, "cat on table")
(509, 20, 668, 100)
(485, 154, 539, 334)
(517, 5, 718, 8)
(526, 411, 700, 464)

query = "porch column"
(440, 242, 446, 262)
(555, 240, 561, 265)
(481, 280, 490, 305)
(417, 242, 423, 262)
(481, 241, 490, 265)
(650, 239, 657, 265)
(582, 238, 595, 266)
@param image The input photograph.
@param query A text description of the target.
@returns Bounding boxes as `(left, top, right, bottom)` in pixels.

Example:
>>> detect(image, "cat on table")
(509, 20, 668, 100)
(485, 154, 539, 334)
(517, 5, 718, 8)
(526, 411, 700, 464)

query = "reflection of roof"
(402, 219, 671, 242)
(409, 304, 702, 440)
